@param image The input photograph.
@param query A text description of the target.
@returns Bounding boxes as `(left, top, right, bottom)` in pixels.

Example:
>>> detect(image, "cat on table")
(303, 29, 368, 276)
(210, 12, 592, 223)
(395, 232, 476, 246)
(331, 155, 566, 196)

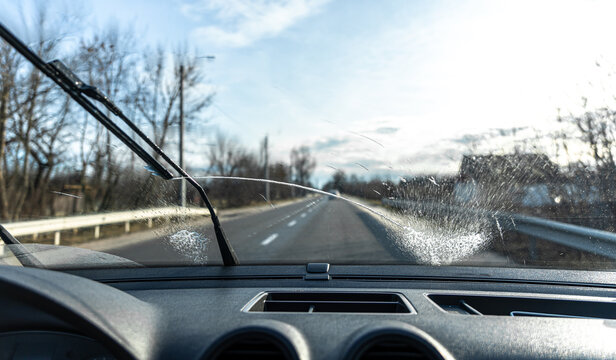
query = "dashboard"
(1, 264, 616, 359)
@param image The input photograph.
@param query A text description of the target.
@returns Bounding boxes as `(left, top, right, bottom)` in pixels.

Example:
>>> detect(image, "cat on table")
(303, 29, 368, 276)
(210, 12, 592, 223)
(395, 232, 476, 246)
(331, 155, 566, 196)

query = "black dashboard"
(1, 264, 616, 359)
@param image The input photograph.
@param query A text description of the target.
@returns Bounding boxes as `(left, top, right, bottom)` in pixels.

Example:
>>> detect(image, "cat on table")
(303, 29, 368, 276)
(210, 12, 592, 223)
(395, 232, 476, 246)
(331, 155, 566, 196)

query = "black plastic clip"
(304, 263, 330, 281)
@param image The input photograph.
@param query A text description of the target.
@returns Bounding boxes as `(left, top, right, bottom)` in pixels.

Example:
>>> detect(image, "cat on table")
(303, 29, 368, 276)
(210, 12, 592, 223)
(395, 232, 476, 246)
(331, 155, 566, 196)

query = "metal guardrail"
(382, 198, 616, 259)
(2, 207, 211, 245)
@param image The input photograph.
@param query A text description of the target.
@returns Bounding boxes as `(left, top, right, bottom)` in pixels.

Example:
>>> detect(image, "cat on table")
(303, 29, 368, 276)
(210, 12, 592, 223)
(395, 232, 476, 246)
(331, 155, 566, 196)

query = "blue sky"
(3, 0, 616, 184)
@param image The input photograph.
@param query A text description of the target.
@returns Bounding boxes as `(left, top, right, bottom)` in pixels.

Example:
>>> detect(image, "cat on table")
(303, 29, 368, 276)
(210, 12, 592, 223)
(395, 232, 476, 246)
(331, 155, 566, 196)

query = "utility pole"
(290, 155, 295, 198)
(179, 65, 186, 207)
(264, 135, 270, 201)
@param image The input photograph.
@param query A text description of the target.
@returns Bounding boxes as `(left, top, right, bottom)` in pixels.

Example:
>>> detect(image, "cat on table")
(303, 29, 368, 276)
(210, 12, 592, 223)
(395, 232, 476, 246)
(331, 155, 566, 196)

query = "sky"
(2, 0, 616, 185)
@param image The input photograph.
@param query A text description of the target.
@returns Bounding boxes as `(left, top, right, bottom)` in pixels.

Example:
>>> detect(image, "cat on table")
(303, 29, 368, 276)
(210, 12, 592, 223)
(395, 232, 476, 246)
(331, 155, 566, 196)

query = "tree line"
(0, 9, 317, 221)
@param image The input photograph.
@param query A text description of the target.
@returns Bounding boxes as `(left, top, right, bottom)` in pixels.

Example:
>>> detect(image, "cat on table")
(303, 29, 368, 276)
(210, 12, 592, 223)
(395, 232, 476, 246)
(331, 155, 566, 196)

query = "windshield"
(1, 0, 616, 270)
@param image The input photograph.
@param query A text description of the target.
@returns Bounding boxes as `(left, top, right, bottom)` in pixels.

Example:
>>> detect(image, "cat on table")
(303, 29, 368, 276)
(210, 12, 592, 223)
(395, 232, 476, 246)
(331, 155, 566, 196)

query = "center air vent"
(246, 292, 413, 313)
(349, 334, 443, 360)
(208, 332, 295, 360)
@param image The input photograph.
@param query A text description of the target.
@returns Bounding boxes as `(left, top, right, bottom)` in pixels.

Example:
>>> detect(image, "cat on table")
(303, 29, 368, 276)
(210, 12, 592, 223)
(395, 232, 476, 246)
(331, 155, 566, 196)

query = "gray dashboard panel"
(127, 286, 616, 359)
(2, 265, 616, 359)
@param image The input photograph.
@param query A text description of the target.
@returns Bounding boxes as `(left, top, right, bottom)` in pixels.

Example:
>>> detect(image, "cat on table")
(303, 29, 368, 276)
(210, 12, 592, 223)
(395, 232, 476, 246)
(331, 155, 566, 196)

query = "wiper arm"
(0, 23, 239, 266)
(0, 225, 44, 268)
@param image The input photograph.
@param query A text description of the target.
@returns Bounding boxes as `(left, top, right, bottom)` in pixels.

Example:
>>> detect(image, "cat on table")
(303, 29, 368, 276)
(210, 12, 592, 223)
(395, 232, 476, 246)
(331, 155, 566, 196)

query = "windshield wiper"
(0, 225, 45, 268)
(0, 23, 239, 266)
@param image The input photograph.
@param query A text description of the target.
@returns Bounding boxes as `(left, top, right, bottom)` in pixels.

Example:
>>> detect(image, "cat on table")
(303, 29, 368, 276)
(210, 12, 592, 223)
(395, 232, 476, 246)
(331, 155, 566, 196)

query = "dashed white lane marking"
(288, 220, 297, 227)
(300, 213, 307, 218)
(261, 233, 279, 246)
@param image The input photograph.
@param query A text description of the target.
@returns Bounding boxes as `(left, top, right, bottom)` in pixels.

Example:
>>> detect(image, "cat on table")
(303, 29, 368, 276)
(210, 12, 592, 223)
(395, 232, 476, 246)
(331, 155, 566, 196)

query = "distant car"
(328, 189, 340, 200)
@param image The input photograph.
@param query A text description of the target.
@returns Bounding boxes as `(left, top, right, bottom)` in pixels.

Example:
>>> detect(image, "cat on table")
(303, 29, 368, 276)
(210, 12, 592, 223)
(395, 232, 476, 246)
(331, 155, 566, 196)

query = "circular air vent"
(349, 334, 444, 360)
(208, 331, 297, 360)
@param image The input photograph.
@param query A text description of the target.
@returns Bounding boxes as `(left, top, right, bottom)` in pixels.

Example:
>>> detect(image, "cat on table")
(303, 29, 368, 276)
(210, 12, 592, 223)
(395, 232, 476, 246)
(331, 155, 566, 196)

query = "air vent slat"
(248, 292, 413, 313)
(265, 300, 402, 305)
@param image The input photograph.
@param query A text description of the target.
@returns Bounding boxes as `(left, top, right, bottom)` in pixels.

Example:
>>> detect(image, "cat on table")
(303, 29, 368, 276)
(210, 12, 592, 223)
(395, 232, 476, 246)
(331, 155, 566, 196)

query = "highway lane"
(104, 196, 404, 266)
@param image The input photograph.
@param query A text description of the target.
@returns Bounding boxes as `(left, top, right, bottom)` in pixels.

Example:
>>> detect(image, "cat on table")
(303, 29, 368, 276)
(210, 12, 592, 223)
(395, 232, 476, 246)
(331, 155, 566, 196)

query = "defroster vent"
(246, 292, 414, 314)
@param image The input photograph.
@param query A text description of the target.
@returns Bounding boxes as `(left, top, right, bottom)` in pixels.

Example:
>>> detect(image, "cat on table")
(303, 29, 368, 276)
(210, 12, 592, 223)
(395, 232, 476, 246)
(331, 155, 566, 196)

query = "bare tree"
(207, 132, 246, 177)
(134, 47, 213, 154)
(207, 131, 263, 207)
(75, 25, 138, 211)
(0, 40, 21, 219)
(557, 101, 616, 203)
(10, 7, 64, 220)
(290, 146, 316, 190)
(0, 11, 228, 218)
(268, 162, 291, 199)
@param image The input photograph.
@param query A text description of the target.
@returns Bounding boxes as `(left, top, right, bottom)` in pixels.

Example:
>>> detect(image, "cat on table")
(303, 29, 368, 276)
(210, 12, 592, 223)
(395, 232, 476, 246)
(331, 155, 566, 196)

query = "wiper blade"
(0, 23, 239, 266)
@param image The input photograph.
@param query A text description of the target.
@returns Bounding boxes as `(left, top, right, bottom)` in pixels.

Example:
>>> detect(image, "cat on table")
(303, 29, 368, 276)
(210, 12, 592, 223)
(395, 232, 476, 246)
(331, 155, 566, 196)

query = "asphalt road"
(104, 196, 406, 266)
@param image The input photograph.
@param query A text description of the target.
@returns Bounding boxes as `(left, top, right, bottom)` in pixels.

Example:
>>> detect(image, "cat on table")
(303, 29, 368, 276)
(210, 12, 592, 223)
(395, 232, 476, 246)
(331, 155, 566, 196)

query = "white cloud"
(183, 0, 616, 180)
(183, 0, 329, 47)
